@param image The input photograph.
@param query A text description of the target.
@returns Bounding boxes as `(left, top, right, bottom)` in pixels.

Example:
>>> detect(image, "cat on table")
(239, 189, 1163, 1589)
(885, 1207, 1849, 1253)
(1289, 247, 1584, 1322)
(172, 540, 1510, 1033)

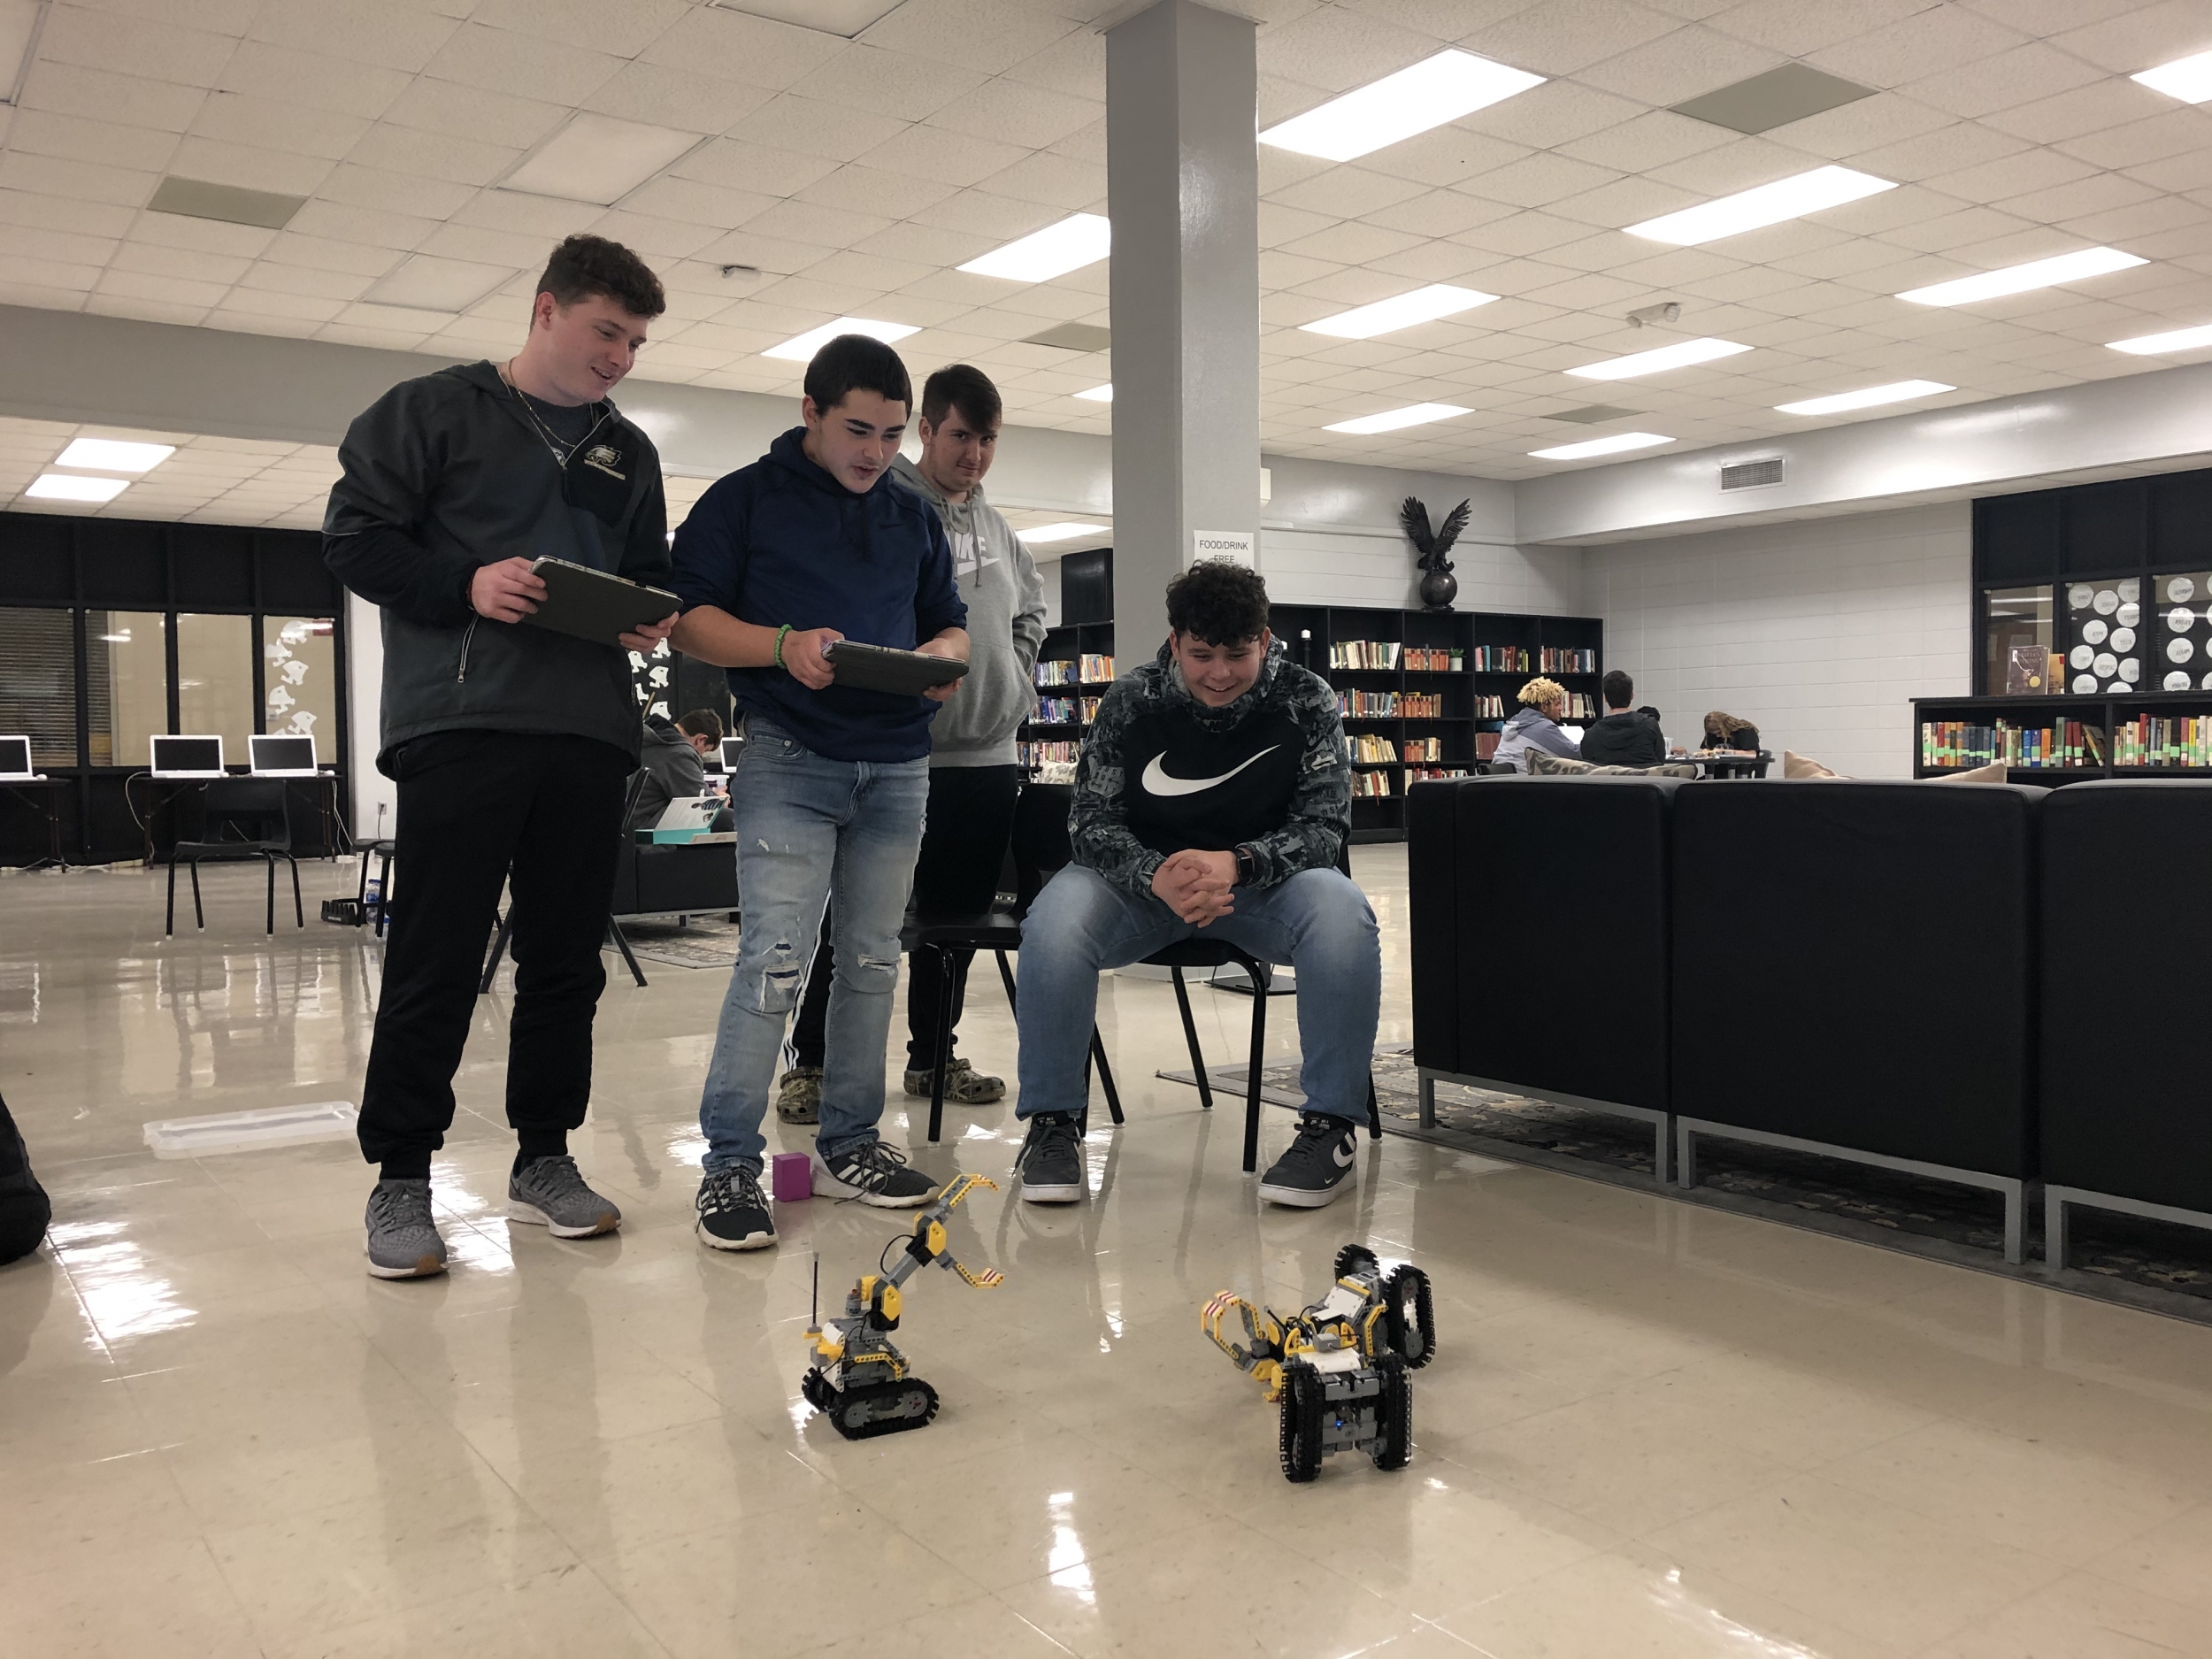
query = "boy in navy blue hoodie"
(671, 336, 968, 1249)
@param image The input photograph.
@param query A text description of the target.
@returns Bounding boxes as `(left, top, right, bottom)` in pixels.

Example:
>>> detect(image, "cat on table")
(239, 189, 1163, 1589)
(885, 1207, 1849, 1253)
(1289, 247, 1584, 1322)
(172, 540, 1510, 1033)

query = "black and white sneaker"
(1014, 1112, 1083, 1203)
(695, 1166, 776, 1251)
(1258, 1112, 1359, 1208)
(812, 1140, 937, 1208)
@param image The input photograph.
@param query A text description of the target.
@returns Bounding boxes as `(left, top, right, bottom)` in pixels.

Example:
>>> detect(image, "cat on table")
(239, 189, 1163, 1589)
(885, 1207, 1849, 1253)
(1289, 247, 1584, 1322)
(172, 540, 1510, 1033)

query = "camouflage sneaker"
(364, 1179, 447, 1279)
(902, 1056, 1005, 1104)
(775, 1067, 823, 1124)
(507, 1155, 621, 1238)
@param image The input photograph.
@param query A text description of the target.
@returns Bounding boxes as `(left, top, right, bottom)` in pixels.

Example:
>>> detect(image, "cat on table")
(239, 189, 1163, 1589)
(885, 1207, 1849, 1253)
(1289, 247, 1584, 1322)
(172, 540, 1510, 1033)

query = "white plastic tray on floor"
(142, 1101, 358, 1158)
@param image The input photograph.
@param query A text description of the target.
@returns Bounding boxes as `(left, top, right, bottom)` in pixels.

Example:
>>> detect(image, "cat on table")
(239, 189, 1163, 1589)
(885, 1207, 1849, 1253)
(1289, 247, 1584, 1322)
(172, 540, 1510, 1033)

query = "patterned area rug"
(1162, 1048, 2212, 1326)
(613, 918, 742, 970)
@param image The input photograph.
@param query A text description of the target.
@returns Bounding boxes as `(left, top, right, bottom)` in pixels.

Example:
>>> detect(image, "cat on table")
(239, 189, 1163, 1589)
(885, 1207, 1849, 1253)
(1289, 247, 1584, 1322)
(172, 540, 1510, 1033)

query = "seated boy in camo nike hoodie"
(1009, 560, 1381, 1210)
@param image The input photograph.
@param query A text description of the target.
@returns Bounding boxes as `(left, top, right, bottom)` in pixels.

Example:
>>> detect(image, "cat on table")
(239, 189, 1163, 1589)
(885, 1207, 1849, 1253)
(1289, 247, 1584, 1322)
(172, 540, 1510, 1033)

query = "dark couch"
(612, 837, 739, 921)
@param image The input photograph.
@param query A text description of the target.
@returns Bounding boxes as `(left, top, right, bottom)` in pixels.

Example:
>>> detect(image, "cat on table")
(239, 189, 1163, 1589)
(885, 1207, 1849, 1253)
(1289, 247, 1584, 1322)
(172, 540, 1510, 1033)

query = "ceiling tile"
(36, 5, 240, 88)
(785, 44, 991, 125)
(1267, 166, 1431, 219)
(926, 77, 1102, 151)
(795, 163, 958, 220)
(6, 111, 179, 173)
(380, 76, 567, 151)
(971, 149, 1106, 211)
(857, 0, 1081, 77)
(581, 61, 775, 134)
(245, 0, 459, 73)
(165, 137, 336, 197)
(467, 0, 691, 59)
(723, 96, 913, 165)
(217, 42, 413, 121)
(855, 126, 1031, 190)
(637, 7, 846, 93)
(0, 150, 155, 209)
(1458, 0, 1685, 78)
(1575, 24, 1782, 105)
(672, 140, 841, 198)
(1705, 0, 1932, 58)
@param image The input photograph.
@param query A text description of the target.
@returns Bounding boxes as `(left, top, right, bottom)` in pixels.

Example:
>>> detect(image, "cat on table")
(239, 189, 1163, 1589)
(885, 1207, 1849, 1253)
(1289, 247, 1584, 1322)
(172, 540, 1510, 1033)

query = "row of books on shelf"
(1407, 767, 1470, 783)
(1404, 646, 1461, 671)
(1031, 696, 1102, 726)
(1330, 641, 1400, 669)
(1337, 690, 1444, 718)
(1034, 656, 1115, 686)
(1474, 695, 1505, 718)
(1564, 693, 1596, 719)
(1351, 771, 1394, 798)
(1540, 647, 1596, 673)
(1471, 646, 1527, 672)
(1018, 741, 1081, 770)
(2115, 715, 2212, 768)
(1920, 719, 2103, 769)
(1351, 735, 1399, 764)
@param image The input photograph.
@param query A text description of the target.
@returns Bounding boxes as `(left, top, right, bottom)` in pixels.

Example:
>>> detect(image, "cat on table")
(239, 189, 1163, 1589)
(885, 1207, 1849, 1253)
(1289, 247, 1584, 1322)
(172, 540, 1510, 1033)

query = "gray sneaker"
(508, 1155, 621, 1238)
(1015, 1112, 1084, 1203)
(365, 1179, 447, 1279)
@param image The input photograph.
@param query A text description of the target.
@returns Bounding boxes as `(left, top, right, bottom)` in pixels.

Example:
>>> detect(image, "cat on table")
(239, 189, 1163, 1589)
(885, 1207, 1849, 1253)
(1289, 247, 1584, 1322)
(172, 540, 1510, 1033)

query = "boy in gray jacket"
(778, 365, 1046, 1118)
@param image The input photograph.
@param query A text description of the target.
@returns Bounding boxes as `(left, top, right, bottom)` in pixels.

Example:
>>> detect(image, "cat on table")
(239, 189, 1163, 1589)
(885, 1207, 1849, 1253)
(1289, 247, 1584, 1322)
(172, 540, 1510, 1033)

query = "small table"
(1, 775, 70, 871)
(1694, 750, 1773, 780)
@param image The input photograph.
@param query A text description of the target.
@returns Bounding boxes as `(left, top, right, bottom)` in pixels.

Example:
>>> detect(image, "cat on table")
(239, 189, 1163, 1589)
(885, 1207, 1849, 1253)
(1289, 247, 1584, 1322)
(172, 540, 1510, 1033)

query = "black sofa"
(2039, 780, 2212, 1266)
(1409, 775, 1678, 1177)
(611, 835, 740, 922)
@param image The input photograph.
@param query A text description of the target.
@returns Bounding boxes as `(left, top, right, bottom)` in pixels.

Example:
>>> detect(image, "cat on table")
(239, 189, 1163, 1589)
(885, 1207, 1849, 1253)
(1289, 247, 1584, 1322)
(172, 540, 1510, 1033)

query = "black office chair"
(165, 777, 303, 937)
(479, 773, 650, 993)
(904, 780, 1121, 1144)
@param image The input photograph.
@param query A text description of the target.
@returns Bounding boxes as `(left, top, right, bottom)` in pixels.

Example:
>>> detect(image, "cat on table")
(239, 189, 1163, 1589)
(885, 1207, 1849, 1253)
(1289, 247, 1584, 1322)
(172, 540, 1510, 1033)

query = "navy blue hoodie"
(670, 427, 966, 763)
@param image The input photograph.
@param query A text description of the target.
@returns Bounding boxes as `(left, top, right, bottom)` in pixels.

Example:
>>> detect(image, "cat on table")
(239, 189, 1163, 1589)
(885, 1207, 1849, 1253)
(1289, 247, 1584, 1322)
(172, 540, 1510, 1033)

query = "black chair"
(355, 837, 396, 937)
(904, 780, 1122, 1144)
(165, 777, 303, 937)
(480, 773, 651, 994)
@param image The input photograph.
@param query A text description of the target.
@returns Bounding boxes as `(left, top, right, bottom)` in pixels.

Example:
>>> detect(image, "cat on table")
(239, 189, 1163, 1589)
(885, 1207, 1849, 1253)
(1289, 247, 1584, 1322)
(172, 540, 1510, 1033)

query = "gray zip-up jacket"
(887, 454, 1045, 768)
(324, 361, 670, 771)
(1491, 705, 1580, 773)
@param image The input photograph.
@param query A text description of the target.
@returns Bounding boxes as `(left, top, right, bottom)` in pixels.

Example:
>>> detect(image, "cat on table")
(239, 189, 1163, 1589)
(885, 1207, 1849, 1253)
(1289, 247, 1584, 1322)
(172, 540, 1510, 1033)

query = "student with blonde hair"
(1491, 677, 1580, 772)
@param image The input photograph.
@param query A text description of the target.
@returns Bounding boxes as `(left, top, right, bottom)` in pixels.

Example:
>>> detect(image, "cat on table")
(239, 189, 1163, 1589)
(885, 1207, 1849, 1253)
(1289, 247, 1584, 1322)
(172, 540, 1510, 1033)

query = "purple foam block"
(771, 1151, 812, 1203)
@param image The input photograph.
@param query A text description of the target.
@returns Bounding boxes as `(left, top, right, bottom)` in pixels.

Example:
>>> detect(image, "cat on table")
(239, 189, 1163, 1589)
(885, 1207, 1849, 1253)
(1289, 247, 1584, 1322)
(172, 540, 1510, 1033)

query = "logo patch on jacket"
(581, 443, 625, 480)
(1119, 710, 1303, 856)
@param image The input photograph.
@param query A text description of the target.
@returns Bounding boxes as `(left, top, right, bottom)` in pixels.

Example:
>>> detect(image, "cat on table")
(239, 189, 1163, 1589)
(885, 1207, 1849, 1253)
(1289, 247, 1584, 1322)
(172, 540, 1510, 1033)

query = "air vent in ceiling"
(1670, 65, 1874, 135)
(146, 176, 304, 230)
(1023, 322, 1112, 353)
(1720, 457, 1786, 492)
(1543, 403, 1640, 425)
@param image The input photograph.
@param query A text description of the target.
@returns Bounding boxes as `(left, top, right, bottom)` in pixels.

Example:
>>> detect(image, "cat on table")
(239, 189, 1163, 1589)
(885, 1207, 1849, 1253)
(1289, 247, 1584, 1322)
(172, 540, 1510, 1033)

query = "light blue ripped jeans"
(698, 718, 928, 1174)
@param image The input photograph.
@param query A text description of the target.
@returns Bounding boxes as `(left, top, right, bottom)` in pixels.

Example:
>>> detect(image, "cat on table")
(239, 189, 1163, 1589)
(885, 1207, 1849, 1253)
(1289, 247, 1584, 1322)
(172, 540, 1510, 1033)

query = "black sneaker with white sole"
(696, 1166, 776, 1251)
(1257, 1112, 1359, 1208)
(812, 1140, 936, 1208)
(1014, 1112, 1083, 1203)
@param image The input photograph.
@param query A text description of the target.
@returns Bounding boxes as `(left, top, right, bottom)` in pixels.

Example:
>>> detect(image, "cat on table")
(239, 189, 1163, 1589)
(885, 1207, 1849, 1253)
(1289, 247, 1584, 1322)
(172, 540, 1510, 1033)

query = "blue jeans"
(1015, 864, 1380, 1125)
(698, 719, 928, 1174)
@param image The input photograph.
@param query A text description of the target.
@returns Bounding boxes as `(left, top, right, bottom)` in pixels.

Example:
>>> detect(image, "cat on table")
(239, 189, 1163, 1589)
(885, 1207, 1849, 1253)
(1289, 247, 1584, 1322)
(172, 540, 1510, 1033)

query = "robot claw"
(802, 1173, 1002, 1442)
(1202, 1243, 1437, 1483)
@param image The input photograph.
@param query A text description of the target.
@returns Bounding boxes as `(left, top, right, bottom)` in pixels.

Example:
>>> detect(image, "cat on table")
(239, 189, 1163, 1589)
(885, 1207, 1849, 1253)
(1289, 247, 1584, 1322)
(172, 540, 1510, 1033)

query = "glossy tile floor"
(4, 851, 2212, 1659)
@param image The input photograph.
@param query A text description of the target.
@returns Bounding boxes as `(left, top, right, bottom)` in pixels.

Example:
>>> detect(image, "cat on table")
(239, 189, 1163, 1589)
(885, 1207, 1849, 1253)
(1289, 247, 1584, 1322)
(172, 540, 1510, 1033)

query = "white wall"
(344, 591, 396, 841)
(1581, 503, 1971, 780)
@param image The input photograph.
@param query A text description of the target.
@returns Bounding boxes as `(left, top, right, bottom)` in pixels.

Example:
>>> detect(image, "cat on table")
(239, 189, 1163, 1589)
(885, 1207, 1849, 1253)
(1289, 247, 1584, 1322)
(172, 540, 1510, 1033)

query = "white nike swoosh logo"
(1141, 747, 1279, 797)
(1332, 1141, 1355, 1168)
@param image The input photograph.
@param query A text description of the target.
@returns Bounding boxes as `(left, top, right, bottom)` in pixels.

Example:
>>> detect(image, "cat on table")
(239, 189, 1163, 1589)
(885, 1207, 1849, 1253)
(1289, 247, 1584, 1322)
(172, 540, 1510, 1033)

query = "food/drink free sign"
(1193, 528, 1256, 568)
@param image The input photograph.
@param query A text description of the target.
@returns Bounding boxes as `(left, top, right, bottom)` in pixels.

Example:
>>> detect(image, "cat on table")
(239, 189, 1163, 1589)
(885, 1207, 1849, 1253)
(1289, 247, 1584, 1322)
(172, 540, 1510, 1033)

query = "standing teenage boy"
(1010, 562, 1380, 1210)
(776, 364, 1045, 1122)
(671, 336, 968, 1251)
(325, 234, 673, 1279)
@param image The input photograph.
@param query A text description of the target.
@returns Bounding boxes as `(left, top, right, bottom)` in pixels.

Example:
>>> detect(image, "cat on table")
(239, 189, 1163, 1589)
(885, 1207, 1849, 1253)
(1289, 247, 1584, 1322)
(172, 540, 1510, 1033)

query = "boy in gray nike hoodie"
(780, 366, 1047, 1118)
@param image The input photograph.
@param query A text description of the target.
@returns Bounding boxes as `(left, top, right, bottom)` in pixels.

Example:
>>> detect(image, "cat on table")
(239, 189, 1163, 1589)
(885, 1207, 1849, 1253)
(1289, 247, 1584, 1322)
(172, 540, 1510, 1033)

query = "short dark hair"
(676, 708, 724, 743)
(1166, 560, 1271, 646)
(535, 234, 664, 319)
(804, 334, 912, 415)
(920, 364, 1002, 431)
(1602, 669, 1633, 710)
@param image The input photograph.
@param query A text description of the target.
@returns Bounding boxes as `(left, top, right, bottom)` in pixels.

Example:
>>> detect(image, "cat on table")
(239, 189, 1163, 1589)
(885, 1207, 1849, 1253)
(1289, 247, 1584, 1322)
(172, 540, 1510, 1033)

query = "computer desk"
(0, 775, 68, 871)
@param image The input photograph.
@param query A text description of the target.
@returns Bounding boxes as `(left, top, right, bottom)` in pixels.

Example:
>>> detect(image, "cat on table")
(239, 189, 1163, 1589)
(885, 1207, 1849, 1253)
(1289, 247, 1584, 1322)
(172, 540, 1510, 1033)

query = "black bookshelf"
(1915, 692, 2212, 783)
(1020, 602, 1603, 843)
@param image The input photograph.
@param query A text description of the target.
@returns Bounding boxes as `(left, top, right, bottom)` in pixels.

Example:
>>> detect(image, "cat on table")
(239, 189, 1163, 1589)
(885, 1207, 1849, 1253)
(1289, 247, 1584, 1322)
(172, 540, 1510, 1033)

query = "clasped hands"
(469, 557, 676, 655)
(1151, 849, 1239, 926)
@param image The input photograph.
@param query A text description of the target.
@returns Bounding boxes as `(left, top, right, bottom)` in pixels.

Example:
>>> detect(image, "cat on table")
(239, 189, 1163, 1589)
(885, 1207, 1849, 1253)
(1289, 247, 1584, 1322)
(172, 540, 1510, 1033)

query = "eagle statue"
(1400, 495, 1471, 612)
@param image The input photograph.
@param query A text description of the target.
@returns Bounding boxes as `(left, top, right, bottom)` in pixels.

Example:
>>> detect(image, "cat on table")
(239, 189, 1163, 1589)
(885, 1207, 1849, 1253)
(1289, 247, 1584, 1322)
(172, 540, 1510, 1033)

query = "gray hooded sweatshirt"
(888, 453, 1047, 768)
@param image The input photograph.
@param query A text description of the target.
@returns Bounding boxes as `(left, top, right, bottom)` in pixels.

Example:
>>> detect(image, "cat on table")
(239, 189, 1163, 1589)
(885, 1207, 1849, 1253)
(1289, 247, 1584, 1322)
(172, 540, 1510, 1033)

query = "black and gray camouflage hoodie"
(1071, 637, 1350, 896)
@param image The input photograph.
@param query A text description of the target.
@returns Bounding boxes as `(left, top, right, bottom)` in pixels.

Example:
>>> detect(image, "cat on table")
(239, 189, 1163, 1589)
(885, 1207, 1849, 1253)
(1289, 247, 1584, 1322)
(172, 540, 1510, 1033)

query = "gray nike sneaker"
(365, 1178, 448, 1279)
(1014, 1112, 1084, 1203)
(508, 1155, 621, 1238)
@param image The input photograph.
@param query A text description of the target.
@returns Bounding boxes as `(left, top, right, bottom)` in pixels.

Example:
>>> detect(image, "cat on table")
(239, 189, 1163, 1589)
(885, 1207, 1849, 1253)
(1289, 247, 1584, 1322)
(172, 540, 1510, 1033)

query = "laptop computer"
(150, 734, 227, 780)
(249, 733, 319, 777)
(0, 736, 36, 781)
(655, 795, 723, 833)
(719, 736, 746, 772)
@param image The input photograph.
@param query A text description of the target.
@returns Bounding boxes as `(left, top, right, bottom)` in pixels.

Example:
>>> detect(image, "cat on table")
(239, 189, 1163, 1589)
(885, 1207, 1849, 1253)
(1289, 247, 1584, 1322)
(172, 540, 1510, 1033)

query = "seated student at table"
(1700, 710, 1761, 754)
(1009, 561, 1379, 1211)
(1578, 671, 1666, 766)
(628, 707, 724, 831)
(1490, 677, 1580, 772)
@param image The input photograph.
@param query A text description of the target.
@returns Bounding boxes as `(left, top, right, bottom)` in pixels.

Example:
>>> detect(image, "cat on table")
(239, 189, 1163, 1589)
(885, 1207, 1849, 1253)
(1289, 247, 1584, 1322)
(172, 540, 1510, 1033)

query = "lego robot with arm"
(802, 1173, 1003, 1440)
(1202, 1243, 1436, 1482)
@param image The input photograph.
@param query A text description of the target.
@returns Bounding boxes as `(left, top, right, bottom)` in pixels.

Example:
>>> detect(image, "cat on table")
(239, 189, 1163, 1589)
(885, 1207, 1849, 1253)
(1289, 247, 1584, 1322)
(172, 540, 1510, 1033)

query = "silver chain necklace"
(501, 359, 609, 466)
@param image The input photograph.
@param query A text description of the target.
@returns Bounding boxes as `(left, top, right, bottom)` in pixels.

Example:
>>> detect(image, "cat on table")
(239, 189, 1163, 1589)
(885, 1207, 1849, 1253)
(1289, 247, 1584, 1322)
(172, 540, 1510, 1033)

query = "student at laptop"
(324, 234, 674, 1279)
(628, 707, 725, 832)
(1010, 561, 1380, 1210)
(669, 335, 968, 1251)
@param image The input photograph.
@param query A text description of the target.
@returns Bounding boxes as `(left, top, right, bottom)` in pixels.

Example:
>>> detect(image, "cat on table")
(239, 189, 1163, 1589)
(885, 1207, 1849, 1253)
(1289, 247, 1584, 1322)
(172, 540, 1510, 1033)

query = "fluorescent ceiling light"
(503, 113, 702, 206)
(1260, 50, 1544, 162)
(1529, 432, 1673, 461)
(55, 437, 173, 472)
(958, 213, 1110, 283)
(2133, 49, 2212, 104)
(1324, 403, 1471, 435)
(1018, 521, 1109, 543)
(1301, 283, 1498, 340)
(1568, 338, 1749, 380)
(1776, 380, 1954, 416)
(2108, 322, 2212, 356)
(1897, 247, 2146, 306)
(764, 317, 919, 362)
(27, 473, 128, 503)
(1626, 165, 1894, 246)
(1074, 384, 1113, 402)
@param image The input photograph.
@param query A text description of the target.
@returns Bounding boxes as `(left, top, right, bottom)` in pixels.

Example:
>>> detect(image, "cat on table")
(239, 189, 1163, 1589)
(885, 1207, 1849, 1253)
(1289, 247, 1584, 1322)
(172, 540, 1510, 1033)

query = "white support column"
(1105, 0, 1261, 657)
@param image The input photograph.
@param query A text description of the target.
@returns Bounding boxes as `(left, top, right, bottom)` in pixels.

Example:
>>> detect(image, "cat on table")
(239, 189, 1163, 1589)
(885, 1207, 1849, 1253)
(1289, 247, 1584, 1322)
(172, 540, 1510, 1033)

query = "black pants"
(358, 731, 631, 1176)
(790, 764, 1021, 1071)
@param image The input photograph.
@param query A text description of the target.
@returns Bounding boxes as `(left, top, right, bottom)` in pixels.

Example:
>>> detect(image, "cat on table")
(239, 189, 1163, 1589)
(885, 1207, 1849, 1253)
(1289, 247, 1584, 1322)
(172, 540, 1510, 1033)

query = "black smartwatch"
(1233, 846, 1258, 887)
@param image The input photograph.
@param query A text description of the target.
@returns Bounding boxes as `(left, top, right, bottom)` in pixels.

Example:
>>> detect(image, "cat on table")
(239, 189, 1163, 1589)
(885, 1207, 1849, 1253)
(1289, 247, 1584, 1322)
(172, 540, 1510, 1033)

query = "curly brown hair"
(535, 234, 664, 320)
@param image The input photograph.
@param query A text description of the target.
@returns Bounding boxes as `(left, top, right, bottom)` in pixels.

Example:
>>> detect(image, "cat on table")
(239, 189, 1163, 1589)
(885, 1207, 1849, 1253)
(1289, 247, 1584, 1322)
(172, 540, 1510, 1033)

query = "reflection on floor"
(4, 851, 2212, 1659)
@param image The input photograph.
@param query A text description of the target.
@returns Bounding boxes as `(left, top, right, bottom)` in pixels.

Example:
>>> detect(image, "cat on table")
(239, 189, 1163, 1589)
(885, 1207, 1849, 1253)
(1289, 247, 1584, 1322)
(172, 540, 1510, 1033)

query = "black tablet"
(521, 557, 681, 648)
(826, 641, 970, 696)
